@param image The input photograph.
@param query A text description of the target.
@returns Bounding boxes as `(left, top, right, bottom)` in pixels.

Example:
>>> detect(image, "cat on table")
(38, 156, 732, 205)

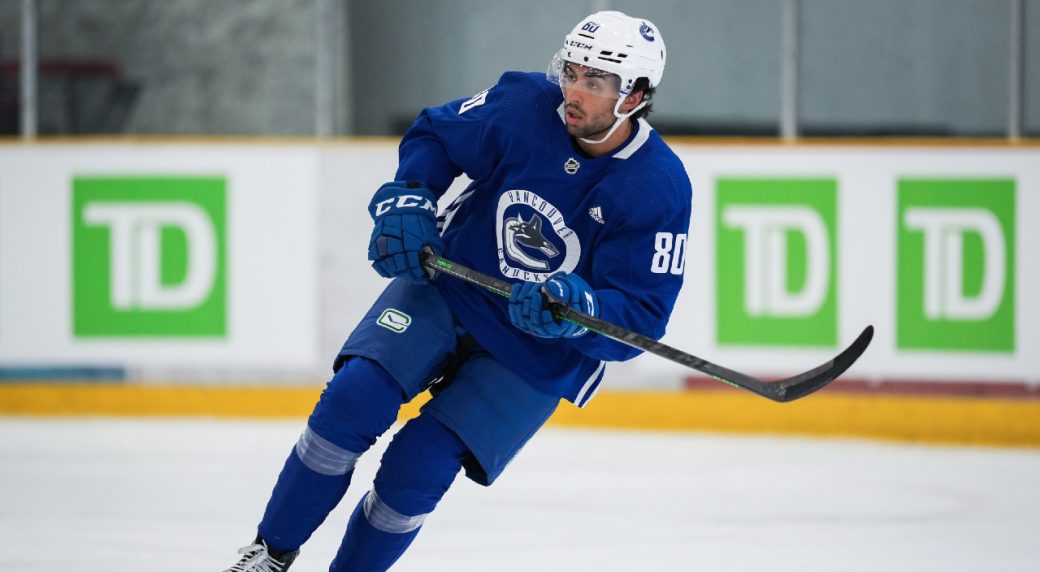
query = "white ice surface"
(1, 418, 1038, 571)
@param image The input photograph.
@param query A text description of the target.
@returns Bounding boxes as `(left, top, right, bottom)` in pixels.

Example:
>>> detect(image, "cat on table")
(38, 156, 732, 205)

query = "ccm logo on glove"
(372, 194, 436, 217)
(368, 181, 443, 284)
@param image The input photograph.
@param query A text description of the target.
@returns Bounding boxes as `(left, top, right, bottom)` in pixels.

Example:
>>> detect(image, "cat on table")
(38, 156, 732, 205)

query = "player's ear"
(621, 90, 643, 113)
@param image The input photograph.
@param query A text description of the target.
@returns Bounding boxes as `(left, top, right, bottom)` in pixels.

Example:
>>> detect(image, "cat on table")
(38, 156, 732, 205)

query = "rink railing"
(1, 382, 1038, 448)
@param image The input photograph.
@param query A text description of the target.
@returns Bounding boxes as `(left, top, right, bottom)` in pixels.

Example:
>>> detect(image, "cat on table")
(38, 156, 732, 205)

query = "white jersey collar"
(612, 118, 652, 160)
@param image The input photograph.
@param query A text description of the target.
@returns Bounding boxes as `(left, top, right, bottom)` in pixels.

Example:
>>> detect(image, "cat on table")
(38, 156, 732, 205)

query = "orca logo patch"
(496, 190, 581, 282)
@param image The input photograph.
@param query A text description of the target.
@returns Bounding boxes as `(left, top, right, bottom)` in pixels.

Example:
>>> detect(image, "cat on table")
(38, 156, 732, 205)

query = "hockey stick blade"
(422, 251, 873, 403)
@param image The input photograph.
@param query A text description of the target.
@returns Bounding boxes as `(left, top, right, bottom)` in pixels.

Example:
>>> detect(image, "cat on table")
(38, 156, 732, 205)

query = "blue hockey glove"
(367, 181, 443, 283)
(508, 271, 598, 338)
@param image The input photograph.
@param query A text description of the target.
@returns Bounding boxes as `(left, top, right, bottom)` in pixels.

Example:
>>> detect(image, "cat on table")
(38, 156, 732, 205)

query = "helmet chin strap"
(578, 97, 648, 145)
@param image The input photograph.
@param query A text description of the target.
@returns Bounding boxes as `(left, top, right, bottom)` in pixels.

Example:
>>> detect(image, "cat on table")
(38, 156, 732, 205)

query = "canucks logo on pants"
(495, 189, 580, 282)
(376, 309, 412, 333)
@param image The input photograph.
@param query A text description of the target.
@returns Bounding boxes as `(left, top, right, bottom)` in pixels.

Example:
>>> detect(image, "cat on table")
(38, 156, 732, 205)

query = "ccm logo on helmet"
(567, 40, 593, 51)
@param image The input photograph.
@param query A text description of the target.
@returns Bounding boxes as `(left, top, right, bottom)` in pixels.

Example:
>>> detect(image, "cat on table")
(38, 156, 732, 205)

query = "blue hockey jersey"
(394, 71, 692, 407)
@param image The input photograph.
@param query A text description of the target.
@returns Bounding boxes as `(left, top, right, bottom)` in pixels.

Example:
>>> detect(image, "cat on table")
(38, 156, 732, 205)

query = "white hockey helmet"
(547, 11, 666, 98)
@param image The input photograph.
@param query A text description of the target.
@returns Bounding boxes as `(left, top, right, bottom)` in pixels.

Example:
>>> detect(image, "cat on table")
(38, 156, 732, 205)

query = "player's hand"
(508, 272, 598, 338)
(367, 181, 443, 283)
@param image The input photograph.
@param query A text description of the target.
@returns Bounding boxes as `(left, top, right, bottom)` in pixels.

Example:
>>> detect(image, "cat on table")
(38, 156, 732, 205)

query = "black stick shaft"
(422, 252, 873, 403)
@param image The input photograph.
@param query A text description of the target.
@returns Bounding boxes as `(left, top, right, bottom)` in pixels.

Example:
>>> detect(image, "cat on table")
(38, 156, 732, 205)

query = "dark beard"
(567, 113, 616, 140)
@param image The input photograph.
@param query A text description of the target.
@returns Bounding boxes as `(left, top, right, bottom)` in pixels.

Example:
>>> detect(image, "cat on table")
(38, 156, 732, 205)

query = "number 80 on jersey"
(651, 232, 687, 275)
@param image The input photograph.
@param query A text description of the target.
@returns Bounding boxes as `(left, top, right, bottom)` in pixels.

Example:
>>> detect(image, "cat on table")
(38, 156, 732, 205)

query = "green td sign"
(716, 178, 837, 347)
(72, 177, 227, 337)
(897, 179, 1015, 352)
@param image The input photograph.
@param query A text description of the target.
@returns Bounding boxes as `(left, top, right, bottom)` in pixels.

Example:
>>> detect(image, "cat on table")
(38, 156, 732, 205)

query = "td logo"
(72, 177, 227, 337)
(716, 178, 837, 346)
(897, 179, 1015, 352)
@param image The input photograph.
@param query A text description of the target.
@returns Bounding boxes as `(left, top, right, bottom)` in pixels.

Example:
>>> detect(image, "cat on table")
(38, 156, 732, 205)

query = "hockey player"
(223, 10, 691, 572)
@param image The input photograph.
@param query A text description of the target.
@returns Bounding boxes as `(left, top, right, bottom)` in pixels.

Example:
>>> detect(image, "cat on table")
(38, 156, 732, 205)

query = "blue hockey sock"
(258, 357, 404, 552)
(330, 414, 468, 571)
(259, 449, 352, 553)
(332, 492, 422, 572)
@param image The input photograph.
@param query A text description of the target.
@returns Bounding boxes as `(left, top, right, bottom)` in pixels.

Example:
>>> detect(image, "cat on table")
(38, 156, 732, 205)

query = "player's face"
(560, 63, 623, 139)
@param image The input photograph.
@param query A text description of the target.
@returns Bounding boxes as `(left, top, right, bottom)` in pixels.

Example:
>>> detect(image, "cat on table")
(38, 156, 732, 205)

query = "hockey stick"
(421, 250, 873, 403)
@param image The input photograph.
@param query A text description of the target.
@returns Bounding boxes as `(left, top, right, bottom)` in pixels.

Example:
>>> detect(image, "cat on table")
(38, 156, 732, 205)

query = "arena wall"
(1, 140, 1037, 445)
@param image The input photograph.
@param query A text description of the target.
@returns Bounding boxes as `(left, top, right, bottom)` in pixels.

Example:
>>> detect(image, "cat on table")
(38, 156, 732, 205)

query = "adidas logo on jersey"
(588, 206, 605, 224)
(564, 157, 580, 175)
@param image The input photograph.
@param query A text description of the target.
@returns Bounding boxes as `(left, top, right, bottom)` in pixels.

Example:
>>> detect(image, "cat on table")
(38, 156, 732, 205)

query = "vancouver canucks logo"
(496, 190, 581, 281)
(640, 22, 655, 42)
(504, 214, 559, 270)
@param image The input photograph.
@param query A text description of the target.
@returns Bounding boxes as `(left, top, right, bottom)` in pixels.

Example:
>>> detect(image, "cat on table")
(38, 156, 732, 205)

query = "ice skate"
(223, 538, 298, 572)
